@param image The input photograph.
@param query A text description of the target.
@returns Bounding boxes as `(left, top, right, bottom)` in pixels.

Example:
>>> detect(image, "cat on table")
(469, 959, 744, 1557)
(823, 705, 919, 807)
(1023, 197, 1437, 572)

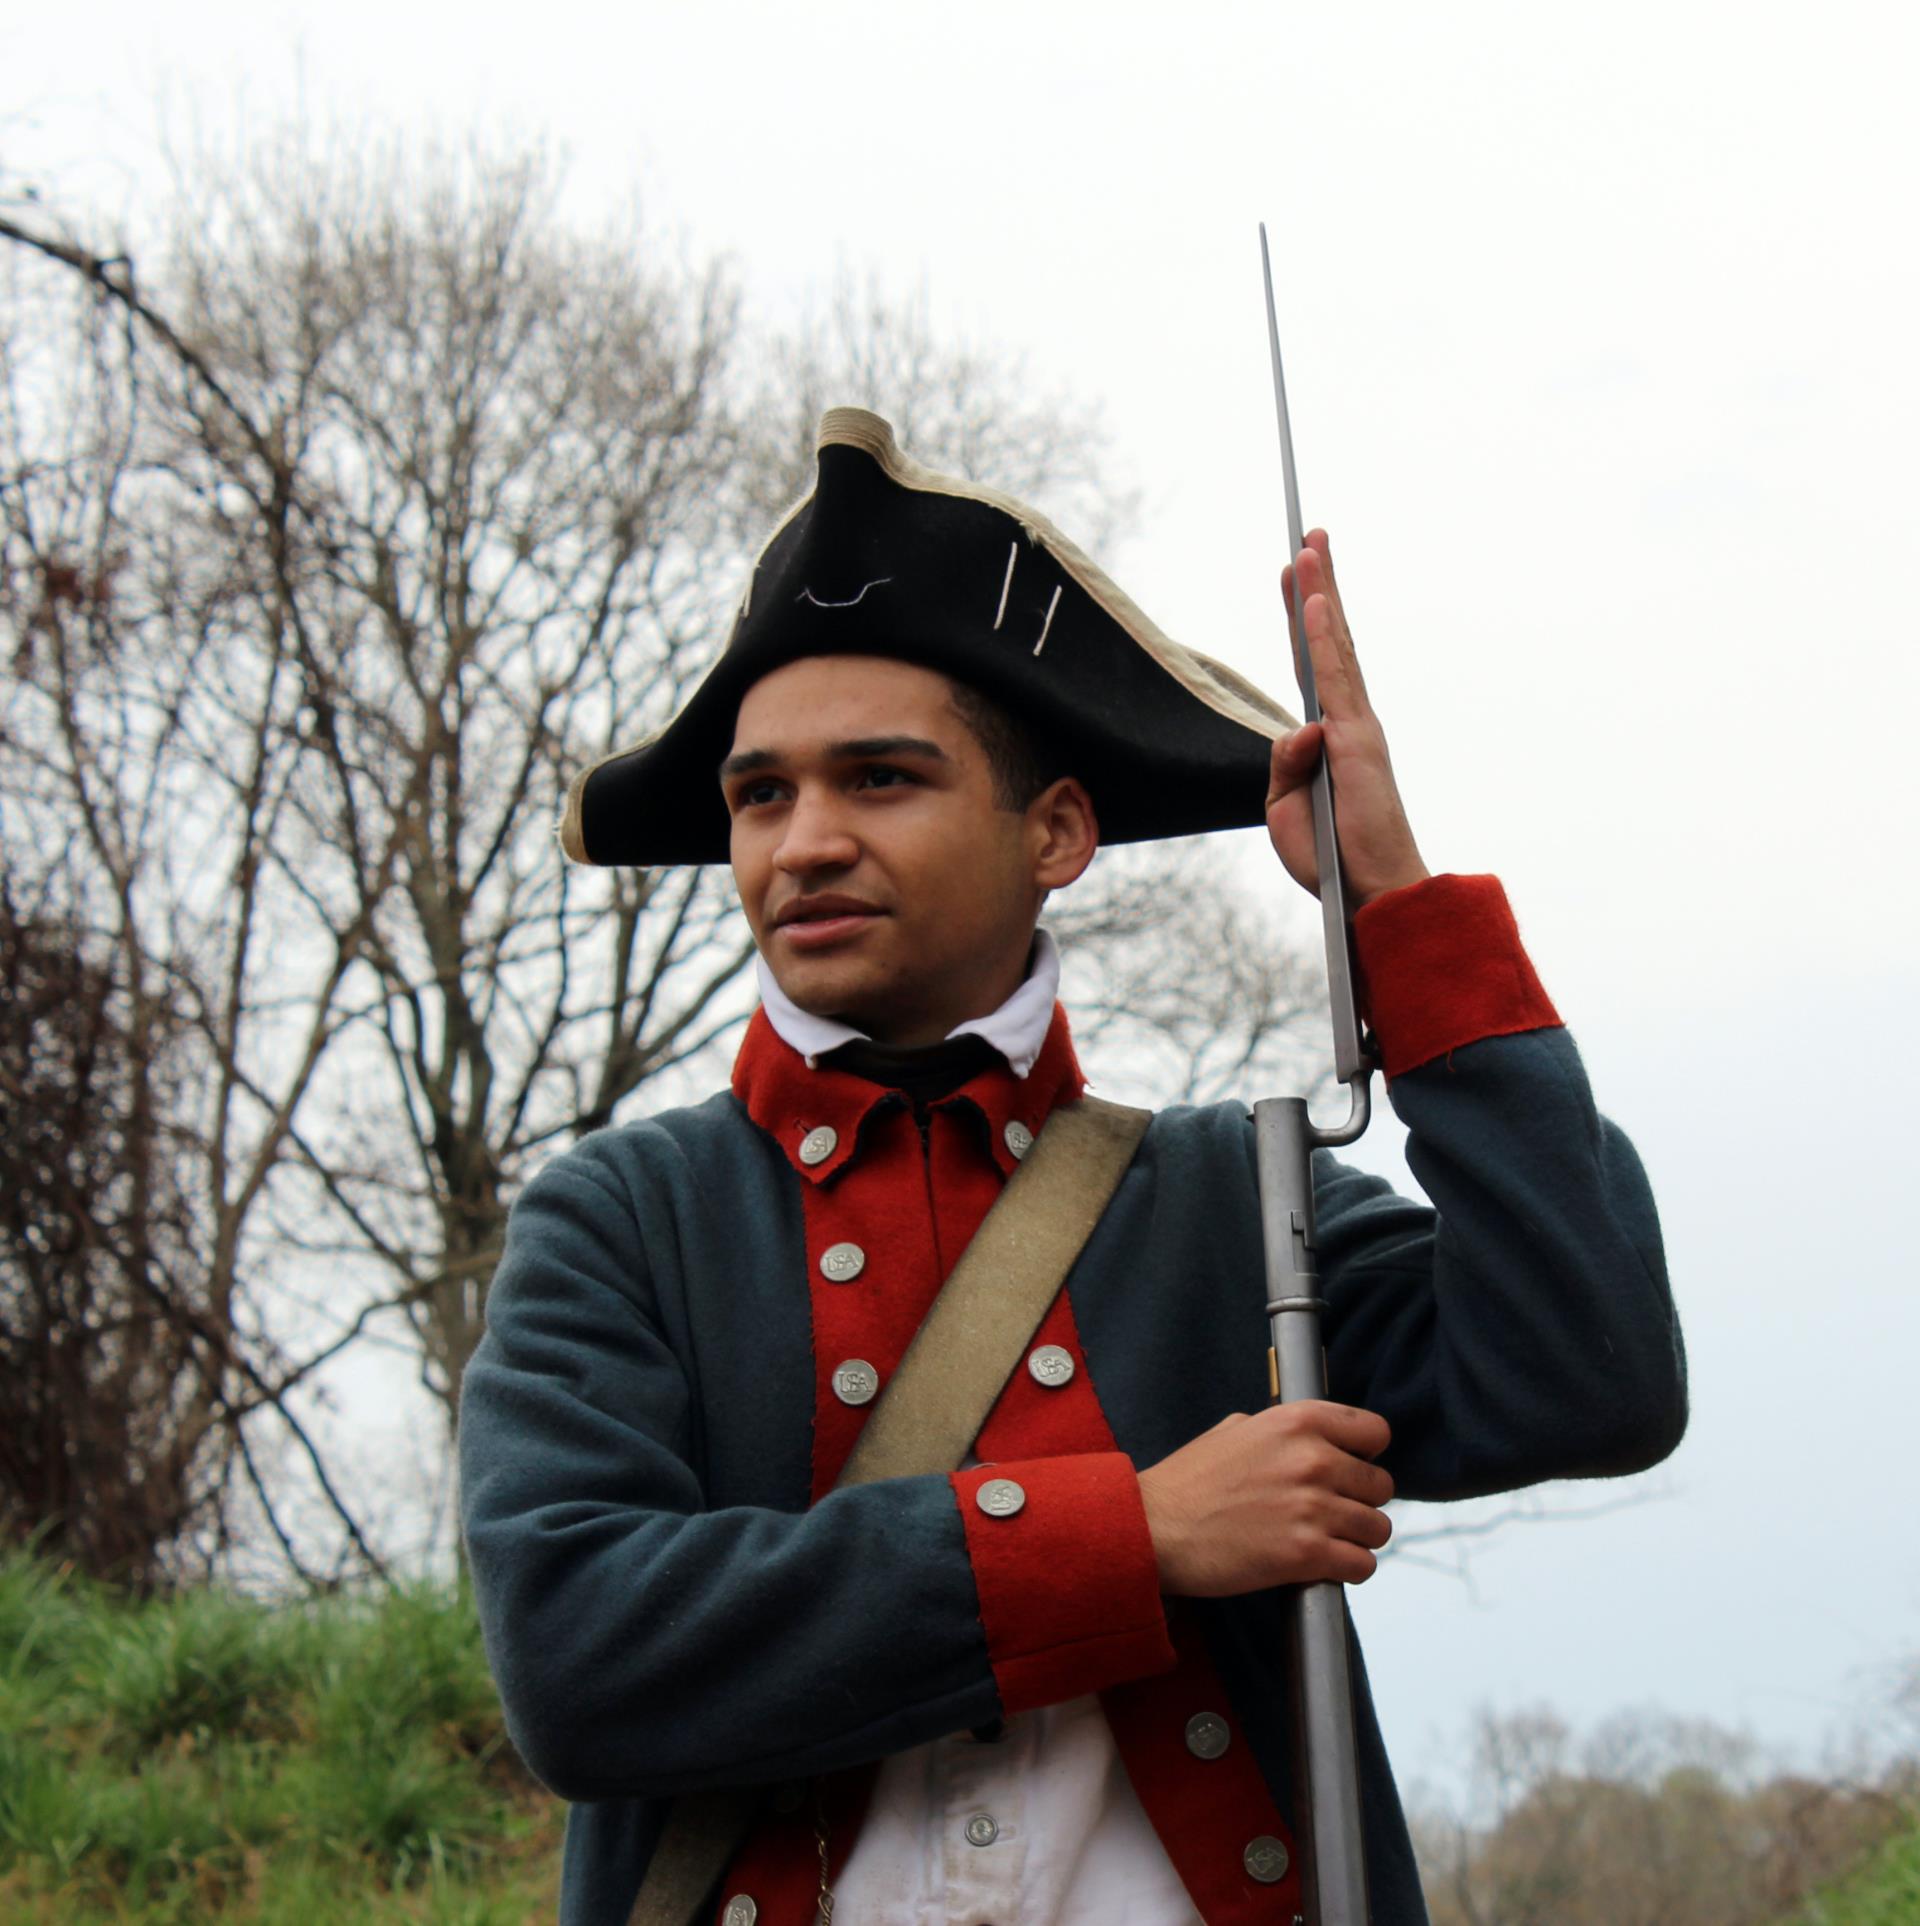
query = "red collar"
(731, 1004, 1088, 1184)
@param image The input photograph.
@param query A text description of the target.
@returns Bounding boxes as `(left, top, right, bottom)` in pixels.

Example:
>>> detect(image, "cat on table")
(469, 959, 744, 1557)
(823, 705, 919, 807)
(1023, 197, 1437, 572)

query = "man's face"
(723, 655, 1087, 1047)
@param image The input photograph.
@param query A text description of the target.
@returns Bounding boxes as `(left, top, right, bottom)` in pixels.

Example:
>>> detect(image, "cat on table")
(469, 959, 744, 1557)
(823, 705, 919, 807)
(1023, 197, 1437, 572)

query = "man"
(460, 409, 1687, 1925)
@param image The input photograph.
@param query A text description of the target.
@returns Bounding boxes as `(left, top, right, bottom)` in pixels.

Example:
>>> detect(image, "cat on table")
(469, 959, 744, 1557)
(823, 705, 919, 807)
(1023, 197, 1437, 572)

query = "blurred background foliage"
(2, 1549, 1915, 1921)
(0, 1550, 557, 1920)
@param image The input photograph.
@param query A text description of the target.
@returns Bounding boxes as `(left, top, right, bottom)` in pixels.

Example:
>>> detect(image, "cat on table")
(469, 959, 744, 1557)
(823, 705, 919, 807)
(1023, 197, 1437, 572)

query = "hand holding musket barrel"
(1138, 232, 1429, 1926)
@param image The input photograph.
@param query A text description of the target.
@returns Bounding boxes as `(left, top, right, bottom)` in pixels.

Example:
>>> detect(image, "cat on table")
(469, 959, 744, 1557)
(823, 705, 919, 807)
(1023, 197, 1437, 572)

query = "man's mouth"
(773, 897, 885, 950)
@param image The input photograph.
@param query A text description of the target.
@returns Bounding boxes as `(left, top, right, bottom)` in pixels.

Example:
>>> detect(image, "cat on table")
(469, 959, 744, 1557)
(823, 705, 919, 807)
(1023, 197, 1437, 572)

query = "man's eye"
(858, 766, 914, 789)
(736, 780, 786, 808)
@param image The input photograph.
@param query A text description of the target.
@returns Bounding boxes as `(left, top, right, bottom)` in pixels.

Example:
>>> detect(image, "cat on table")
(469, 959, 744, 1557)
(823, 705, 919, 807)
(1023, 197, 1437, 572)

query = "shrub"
(0, 1554, 558, 1919)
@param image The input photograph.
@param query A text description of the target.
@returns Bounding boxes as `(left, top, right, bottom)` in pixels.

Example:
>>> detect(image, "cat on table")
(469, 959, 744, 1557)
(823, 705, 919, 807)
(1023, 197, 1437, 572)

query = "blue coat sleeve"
(1312, 1023, 1688, 1500)
(457, 1133, 1003, 1803)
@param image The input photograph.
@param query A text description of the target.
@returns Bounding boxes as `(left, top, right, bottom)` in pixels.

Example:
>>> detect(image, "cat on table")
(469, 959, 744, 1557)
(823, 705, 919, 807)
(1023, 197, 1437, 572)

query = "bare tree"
(0, 883, 217, 1589)
(1413, 1705, 1918, 1926)
(738, 271, 1136, 552)
(1, 141, 757, 1576)
(1, 134, 1322, 1581)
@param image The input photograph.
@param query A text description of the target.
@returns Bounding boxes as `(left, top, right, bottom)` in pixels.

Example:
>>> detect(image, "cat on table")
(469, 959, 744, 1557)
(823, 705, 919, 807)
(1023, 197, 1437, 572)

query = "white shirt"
(758, 936, 1202, 1925)
(836, 1697, 1202, 1925)
(754, 930, 1063, 1078)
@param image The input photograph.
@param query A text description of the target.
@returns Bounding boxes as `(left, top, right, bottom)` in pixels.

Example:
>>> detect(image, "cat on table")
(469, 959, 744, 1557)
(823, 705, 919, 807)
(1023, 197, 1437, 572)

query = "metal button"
(1003, 1119, 1034, 1160)
(964, 1812, 999, 1847)
(798, 1125, 838, 1166)
(723, 1898, 758, 1926)
(832, 1359, 879, 1406)
(975, 1477, 1026, 1518)
(1185, 1711, 1231, 1759)
(1244, 1835, 1291, 1884)
(819, 1241, 866, 1282)
(1027, 1344, 1075, 1388)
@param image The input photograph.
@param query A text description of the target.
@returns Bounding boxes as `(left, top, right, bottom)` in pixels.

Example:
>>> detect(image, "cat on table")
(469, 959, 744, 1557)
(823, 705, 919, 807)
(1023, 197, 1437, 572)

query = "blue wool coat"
(459, 878, 1688, 1925)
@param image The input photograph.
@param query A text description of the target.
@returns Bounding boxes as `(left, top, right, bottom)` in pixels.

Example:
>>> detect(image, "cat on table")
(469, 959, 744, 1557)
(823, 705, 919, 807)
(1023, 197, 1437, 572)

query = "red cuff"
(953, 1453, 1176, 1716)
(1353, 873, 1561, 1078)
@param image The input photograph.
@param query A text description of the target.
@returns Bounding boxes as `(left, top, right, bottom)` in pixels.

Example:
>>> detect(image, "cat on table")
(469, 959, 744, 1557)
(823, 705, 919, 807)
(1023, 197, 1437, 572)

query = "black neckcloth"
(819, 1034, 1004, 1110)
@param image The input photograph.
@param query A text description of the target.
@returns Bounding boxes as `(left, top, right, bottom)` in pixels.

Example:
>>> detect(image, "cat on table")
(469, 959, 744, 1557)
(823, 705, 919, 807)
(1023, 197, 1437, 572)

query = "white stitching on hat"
(796, 578, 893, 609)
(1032, 585, 1062, 657)
(993, 542, 1018, 630)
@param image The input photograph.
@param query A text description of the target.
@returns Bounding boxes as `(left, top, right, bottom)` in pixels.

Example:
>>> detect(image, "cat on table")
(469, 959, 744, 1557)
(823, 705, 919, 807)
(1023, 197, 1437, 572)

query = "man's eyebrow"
(718, 736, 950, 781)
(830, 735, 949, 763)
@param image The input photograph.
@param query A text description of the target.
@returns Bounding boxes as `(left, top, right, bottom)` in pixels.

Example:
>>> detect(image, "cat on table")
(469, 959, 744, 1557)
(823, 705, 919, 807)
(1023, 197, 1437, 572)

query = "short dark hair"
(944, 679, 1065, 810)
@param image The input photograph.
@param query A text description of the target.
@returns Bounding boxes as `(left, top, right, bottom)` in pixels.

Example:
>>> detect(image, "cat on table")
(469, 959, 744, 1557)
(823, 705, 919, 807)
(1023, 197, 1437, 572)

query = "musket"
(1253, 222, 1376, 1925)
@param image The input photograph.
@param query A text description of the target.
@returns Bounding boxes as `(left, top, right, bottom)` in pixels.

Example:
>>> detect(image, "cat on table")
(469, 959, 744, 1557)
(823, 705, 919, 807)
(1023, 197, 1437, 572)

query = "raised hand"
(1265, 530, 1430, 909)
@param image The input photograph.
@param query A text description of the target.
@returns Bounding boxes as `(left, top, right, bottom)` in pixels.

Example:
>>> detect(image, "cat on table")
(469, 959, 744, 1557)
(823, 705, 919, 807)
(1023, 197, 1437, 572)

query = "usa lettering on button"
(1027, 1344, 1075, 1387)
(819, 1241, 866, 1282)
(832, 1361, 879, 1406)
(1244, 1835, 1291, 1884)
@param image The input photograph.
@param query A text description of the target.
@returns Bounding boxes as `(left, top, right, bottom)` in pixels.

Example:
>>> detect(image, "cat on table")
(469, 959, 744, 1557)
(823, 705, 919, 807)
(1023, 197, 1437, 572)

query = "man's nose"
(772, 787, 859, 875)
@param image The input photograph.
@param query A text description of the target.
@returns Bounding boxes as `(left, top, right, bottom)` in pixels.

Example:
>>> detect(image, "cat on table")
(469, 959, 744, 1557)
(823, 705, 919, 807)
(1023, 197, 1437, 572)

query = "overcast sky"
(9, 0, 1919, 1809)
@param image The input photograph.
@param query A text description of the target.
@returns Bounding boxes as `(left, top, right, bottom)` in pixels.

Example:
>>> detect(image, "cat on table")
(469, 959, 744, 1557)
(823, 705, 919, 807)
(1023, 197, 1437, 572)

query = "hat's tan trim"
(557, 768, 592, 863)
(815, 408, 1300, 742)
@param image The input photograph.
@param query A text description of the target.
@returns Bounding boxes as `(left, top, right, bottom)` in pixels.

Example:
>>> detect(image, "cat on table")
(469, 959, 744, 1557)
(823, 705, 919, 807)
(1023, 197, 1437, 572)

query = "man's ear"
(1029, 777, 1099, 892)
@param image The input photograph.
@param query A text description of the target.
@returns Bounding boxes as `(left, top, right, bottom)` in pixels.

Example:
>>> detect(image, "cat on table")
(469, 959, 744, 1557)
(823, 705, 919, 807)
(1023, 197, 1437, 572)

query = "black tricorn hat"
(559, 408, 1297, 866)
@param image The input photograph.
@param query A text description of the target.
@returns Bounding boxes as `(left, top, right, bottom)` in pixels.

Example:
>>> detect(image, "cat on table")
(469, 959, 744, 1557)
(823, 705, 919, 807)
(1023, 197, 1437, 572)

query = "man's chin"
(764, 955, 889, 1030)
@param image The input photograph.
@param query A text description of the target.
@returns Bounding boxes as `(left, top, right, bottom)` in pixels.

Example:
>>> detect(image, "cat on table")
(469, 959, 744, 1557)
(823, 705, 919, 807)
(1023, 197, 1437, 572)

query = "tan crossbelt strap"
(626, 1095, 1152, 1926)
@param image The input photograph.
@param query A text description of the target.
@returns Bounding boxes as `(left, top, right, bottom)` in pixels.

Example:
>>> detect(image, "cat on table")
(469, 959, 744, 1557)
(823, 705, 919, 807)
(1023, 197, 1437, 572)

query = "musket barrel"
(1255, 1096, 1372, 1925)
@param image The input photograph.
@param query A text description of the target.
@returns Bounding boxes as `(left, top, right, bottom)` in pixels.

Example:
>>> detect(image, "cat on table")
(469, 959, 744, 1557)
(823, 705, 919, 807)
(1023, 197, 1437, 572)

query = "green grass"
(9, 1548, 1914, 1924)
(1788, 1822, 1920, 1924)
(0, 1553, 561, 1921)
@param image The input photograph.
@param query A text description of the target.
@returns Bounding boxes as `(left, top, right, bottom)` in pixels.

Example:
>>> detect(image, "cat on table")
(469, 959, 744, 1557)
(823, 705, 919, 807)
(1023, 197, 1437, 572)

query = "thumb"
(1267, 724, 1323, 804)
